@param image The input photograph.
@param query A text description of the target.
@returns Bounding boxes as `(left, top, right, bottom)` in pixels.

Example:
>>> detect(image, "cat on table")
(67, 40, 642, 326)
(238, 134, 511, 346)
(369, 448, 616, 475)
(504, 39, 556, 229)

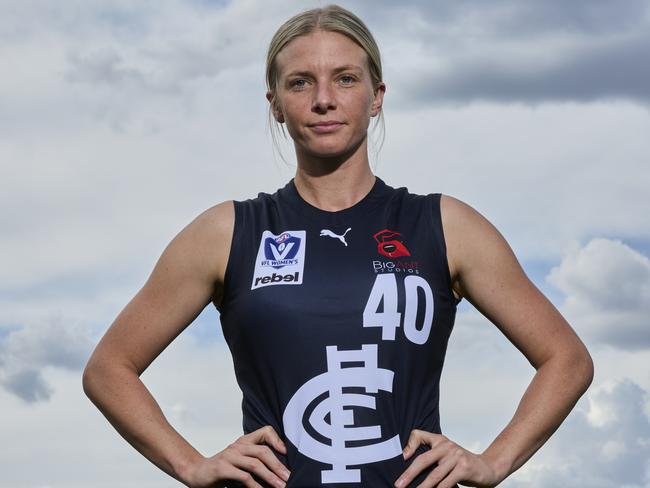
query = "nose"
(312, 81, 336, 114)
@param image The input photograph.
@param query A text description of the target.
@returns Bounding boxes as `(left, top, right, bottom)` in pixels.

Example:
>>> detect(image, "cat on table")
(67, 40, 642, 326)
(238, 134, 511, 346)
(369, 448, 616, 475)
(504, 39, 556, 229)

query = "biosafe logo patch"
(251, 230, 306, 290)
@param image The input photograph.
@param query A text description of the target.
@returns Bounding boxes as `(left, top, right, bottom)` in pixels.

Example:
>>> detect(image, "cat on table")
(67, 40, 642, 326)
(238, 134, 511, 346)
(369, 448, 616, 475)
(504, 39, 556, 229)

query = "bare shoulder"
(150, 200, 234, 290)
(187, 200, 235, 291)
(84, 200, 235, 375)
(439, 194, 503, 242)
(438, 194, 593, 371)
(439, 194, 521, 302)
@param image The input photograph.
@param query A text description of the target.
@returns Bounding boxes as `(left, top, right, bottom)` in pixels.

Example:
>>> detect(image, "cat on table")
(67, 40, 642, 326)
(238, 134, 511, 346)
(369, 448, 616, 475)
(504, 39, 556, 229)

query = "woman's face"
(268, 29, 385, 161)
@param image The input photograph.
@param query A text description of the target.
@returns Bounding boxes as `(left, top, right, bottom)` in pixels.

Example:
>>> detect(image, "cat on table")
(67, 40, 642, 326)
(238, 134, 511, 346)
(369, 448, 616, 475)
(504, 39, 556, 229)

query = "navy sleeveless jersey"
(216, 176, 461, 487)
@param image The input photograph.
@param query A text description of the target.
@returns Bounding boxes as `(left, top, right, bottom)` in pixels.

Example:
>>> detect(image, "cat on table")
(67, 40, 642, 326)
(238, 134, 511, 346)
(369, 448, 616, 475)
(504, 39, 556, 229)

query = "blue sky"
(1, 1, 650, 487)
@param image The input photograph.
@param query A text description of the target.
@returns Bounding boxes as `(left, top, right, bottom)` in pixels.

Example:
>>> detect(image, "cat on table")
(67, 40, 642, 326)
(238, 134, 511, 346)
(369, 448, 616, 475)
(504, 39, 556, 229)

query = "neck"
(293, 139, 375, 212)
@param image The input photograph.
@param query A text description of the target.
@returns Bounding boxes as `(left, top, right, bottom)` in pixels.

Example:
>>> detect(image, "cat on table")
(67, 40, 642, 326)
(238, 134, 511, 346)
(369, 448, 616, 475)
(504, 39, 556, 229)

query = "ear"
(370, 83, 386, 117)
(266, 90, 285, 123)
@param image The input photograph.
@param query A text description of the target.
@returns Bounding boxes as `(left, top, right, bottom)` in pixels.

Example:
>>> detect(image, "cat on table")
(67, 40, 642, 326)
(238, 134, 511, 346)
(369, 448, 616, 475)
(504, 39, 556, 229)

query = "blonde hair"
(265, 4, 385, 164)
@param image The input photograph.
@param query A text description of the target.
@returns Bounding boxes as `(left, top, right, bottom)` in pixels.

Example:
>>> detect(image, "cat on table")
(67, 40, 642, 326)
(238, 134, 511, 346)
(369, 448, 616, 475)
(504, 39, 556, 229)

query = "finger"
(396, 436, 458, 488)
(402, 429, 425, 460)
(220, 465, 265, 488)
(246, 425, 288, 455)
(395, 449, 442, 488)
(231, 454, 286, 488)
(241, 444, 291, 482)
(415, 457, 455, 488)
(403, 430, 446, 460)
(434, 464, 465, 488)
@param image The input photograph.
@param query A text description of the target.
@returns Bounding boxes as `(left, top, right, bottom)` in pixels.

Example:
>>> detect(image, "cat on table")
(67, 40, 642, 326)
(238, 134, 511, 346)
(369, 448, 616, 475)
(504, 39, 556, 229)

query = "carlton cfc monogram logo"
(282, 344, 402, 484)
(373, 229, 411, 258)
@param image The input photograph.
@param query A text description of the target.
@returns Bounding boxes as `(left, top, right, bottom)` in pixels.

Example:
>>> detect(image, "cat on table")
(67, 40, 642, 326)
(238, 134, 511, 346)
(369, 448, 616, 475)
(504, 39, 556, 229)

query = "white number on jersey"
(403, 275, 434, 344)
(362, 274, 435, 344)
(362, 274, 401, 340)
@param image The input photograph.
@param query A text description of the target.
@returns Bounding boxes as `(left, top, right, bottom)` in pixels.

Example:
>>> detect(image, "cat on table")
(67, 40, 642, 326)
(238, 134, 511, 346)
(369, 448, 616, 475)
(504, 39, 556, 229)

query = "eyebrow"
(284, 64, 364, 78)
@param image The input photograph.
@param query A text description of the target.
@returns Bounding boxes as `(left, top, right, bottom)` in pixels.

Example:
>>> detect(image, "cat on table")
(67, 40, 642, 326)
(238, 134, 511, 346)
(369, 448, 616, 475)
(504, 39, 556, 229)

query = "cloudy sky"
(1, 0, 649, 486)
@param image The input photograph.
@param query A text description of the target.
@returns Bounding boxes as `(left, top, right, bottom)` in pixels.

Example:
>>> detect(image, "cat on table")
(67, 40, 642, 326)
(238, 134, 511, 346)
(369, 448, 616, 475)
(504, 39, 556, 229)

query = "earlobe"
(267, 90, 284, 123)
(273, 105, 285, 123)
(371, 83, 386, 117)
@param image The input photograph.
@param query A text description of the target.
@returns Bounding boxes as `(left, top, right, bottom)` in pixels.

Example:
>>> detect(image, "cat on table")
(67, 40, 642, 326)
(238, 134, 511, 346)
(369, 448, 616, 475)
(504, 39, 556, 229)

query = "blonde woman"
(83, 5, 594, 488)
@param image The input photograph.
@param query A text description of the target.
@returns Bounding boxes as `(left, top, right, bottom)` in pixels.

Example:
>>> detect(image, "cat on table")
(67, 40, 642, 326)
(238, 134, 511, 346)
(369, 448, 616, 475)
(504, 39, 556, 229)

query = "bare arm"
(82, 201, 234, 485)
(442, 194, 594, 481)
(396, 195, 594, 488)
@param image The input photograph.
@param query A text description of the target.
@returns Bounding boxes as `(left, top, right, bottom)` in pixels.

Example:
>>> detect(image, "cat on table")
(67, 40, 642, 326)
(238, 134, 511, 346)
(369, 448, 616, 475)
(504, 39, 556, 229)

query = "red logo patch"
(373, 229, 411, 258)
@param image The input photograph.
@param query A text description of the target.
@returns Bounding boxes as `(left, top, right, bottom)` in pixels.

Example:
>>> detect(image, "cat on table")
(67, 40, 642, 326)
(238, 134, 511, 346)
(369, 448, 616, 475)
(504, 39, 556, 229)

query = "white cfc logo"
(282, 344, 402, 484)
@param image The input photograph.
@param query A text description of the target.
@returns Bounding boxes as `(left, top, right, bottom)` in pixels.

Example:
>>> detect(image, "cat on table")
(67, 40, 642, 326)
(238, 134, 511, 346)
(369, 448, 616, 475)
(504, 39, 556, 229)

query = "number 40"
(363, 274, 434, 345)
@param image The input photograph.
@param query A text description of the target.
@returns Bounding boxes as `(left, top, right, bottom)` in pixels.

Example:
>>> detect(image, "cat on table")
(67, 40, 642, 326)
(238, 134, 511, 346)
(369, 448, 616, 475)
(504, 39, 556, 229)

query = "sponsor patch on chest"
(251, 230, 306, 290)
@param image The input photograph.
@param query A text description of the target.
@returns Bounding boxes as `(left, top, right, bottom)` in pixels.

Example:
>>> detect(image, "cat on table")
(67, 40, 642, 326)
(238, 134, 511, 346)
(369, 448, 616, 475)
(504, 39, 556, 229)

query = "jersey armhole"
(431, 193, 462, 306)
(216, 200, 241, 313)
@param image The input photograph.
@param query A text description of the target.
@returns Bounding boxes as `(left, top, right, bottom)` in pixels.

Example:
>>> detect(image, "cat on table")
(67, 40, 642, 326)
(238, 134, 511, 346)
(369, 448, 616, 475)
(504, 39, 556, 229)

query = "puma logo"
(320, 227, 351, 246)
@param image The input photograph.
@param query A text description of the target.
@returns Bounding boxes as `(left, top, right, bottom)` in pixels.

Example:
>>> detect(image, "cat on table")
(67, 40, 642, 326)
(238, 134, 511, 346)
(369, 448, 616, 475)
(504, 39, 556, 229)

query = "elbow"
(566, 343, 595, 395)
(579, 348, 595, 392)
(542, 340, 595, 396)
(81, 360, 102, 401)
(81, 356, 115, 401)
(82, 354, 139, 402)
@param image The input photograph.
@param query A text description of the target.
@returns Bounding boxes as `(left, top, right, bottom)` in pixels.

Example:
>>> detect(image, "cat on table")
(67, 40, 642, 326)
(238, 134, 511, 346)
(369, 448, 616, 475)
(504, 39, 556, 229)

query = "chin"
(295, 133, 366, 161)
(307, 146, 353, 160)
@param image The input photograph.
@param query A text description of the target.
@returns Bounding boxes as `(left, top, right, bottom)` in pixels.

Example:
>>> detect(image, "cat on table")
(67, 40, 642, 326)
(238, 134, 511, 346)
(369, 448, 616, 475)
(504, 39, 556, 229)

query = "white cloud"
(441, 309, 540, 449)
(349, 0, 650, 105)
(1, 1, 650, 487)
(509, 378, 650, 488)
(547, 238, 650, 350)
(0, 315, 94, 402)
(379, 102, 650, 262)
(0, 335, 242, 488)
(426, 307, 650, 488)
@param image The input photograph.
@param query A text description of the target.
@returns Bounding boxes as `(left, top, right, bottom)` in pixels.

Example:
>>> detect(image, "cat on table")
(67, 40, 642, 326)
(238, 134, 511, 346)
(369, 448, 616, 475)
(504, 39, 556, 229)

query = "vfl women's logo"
(265, 232, 301, 268)
(282, 344, 402, 484)
(251, 230, 306, 290)
(373, 229, 411, 258)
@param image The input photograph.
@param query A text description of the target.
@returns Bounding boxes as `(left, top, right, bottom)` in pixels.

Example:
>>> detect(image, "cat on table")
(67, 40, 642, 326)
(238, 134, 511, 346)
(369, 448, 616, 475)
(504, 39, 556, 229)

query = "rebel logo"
(373, 229, 411, 258)
(253, 272, 300, 287)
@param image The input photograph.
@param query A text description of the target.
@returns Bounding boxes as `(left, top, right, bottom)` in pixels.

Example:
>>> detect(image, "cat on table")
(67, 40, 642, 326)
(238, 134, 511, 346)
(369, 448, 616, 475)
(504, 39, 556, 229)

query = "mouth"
(309, 121, 344, 133)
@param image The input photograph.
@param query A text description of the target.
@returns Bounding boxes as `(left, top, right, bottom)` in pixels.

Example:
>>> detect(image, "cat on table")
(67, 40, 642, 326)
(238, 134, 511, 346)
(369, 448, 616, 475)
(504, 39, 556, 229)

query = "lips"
(309, 121, 344, 133)
(309, 120, 343, 127)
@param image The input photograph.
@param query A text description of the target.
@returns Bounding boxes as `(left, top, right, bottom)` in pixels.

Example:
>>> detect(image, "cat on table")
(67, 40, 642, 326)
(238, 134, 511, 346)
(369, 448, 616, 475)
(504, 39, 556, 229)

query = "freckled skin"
(268, 30, 384, 165)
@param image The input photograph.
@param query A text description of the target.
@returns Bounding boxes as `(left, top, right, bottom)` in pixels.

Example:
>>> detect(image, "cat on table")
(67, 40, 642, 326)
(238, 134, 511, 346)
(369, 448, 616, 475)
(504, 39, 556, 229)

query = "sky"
(1, 0, 649, 486)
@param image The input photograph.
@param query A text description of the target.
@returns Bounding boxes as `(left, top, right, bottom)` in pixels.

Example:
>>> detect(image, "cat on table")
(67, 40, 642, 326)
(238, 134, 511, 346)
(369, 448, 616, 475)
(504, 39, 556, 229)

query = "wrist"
(174, 452, 206, 488)
(479, 449, 513, 485)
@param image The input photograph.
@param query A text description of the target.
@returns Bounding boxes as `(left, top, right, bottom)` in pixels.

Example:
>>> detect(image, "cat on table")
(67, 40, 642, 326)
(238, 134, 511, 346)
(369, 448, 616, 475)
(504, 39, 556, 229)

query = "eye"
(339, 75, 356, 85)
(290, 79, 308, 89)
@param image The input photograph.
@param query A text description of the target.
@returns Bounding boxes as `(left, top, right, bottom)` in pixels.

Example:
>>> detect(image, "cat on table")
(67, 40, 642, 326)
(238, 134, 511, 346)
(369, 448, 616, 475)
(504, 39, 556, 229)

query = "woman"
(82, 5, 594, 488)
